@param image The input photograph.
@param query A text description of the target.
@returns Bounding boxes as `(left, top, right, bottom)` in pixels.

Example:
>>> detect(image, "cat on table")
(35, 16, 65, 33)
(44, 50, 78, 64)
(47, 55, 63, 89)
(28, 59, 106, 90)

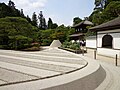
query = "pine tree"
(48, 18, 53, 29)
(26, 15, 32, 24)
(32, 12, 38, 27)
(20, 9, 25, 17)
(94, 0, 107, 10)
(8, 0, 15, 9)
(38, 11, 47, 30)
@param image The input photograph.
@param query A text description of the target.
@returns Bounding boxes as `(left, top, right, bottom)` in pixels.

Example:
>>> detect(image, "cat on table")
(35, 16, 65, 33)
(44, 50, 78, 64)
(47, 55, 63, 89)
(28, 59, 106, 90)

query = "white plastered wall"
(97, 29, 120, 58)
(86, 38, 96, 48)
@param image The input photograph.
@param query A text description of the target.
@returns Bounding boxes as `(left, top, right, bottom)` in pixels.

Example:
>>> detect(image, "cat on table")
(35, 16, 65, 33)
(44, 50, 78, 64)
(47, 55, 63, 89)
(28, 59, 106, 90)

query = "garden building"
(89, 16, 120, 58)
(70, 20, 93, 44)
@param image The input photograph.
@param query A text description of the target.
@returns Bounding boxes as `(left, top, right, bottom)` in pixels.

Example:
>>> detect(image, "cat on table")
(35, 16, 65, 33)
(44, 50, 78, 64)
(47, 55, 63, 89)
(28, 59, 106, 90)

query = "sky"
(1, 0, 95, 26)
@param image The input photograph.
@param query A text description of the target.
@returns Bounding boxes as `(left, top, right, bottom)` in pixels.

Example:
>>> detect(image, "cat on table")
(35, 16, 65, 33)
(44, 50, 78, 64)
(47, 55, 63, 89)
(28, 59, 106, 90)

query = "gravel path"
(96, 61, 120, 90)
(85, 48, 120, 90)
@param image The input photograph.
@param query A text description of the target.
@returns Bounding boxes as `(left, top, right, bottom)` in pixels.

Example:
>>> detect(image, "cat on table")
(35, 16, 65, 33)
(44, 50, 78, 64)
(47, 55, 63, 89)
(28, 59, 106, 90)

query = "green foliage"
(94, 0, 107, 10)
(0, 17, 39, 50)
(70, 43, 80, 50)
(40, 25, 75, 46)
(0, 2, 34, 27)
(62, 41, 72, 48)
(52, 23, 58, 29)
(8, 0, 15, 9)
(26, 15, 32, 24)
(73, 17, 82, 25)
(0, 3, 23, 18)
(62, 41, 80, 50)
(38, 11, 47, 30)
(48, 18, 53, 29)
(90, 1, 120, 25)
(40, 29, 53, 46)
(47, 18, 58, 29)
(8, 35, 33, 49)
(32, 12, 38, 27)
(85, 28, 96, 39)
(102, 1, 120, 21)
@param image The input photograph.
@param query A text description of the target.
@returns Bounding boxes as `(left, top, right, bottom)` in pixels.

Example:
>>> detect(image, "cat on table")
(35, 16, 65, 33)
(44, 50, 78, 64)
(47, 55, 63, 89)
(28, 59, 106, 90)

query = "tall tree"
(8, 0, 15, 9)
(26, 15, 32, 24)
(38, 11, 47, 30)
(102, 1, 120, 20)
(94, 0, 119, 10)
(0, 3, 21, 18)
(20, 9, 25, 17)
(94, 0, 107, 10)
(89, 0, 120, 25)
(32, 12, 38, 27)
(48, 18, 53, 29)
(73, 17, 82, 25)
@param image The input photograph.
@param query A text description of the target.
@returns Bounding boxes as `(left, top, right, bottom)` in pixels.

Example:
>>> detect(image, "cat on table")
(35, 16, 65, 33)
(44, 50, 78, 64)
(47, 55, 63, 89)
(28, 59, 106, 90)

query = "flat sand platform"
(0, 48, 106, 90)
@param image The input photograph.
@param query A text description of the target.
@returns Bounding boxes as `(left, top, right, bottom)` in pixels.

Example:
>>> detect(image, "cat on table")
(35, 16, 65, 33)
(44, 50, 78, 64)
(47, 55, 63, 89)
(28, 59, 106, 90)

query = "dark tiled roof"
(72, 20, 93, 28)
(90, 17, 120, 31)
(70, 33, 84, 37)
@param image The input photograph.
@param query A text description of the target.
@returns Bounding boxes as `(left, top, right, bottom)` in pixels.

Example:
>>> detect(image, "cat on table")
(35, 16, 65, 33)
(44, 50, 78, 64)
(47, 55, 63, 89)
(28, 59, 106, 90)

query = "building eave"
(90, 17, 120, 32)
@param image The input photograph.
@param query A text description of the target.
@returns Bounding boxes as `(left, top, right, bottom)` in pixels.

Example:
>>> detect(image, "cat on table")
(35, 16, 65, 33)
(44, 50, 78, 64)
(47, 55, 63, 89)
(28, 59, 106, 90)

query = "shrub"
(62, 41, 80, 50)
(41, 39, 52, 46)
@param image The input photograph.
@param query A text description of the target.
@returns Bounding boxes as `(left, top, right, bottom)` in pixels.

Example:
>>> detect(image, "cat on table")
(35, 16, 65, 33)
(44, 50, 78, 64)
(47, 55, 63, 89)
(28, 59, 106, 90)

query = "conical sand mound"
(50, 40, 62, 48)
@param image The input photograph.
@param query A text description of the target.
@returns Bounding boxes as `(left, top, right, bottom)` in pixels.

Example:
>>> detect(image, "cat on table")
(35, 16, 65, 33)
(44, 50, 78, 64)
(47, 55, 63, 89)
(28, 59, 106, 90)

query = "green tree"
(32, 12, 38, 27)
(102, 1, 120, 21)
(39, 24, 74, 46)
(0, 3, 20, 18)
(0, 17, 39, 50)
(8, 0, 15, 9)
(26, 15, 32, 24)
(40, 29, 53, 45)
(38, 11, 47, 30)
(89, 0, 120, 25)
(48, 18, 53, 29)
(94, 0, 107, 10)
(73, 17, 82, 25)
(47, 18, 58, 29)
(20, 9, 25, 18)
(52, 23, 58, 29)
